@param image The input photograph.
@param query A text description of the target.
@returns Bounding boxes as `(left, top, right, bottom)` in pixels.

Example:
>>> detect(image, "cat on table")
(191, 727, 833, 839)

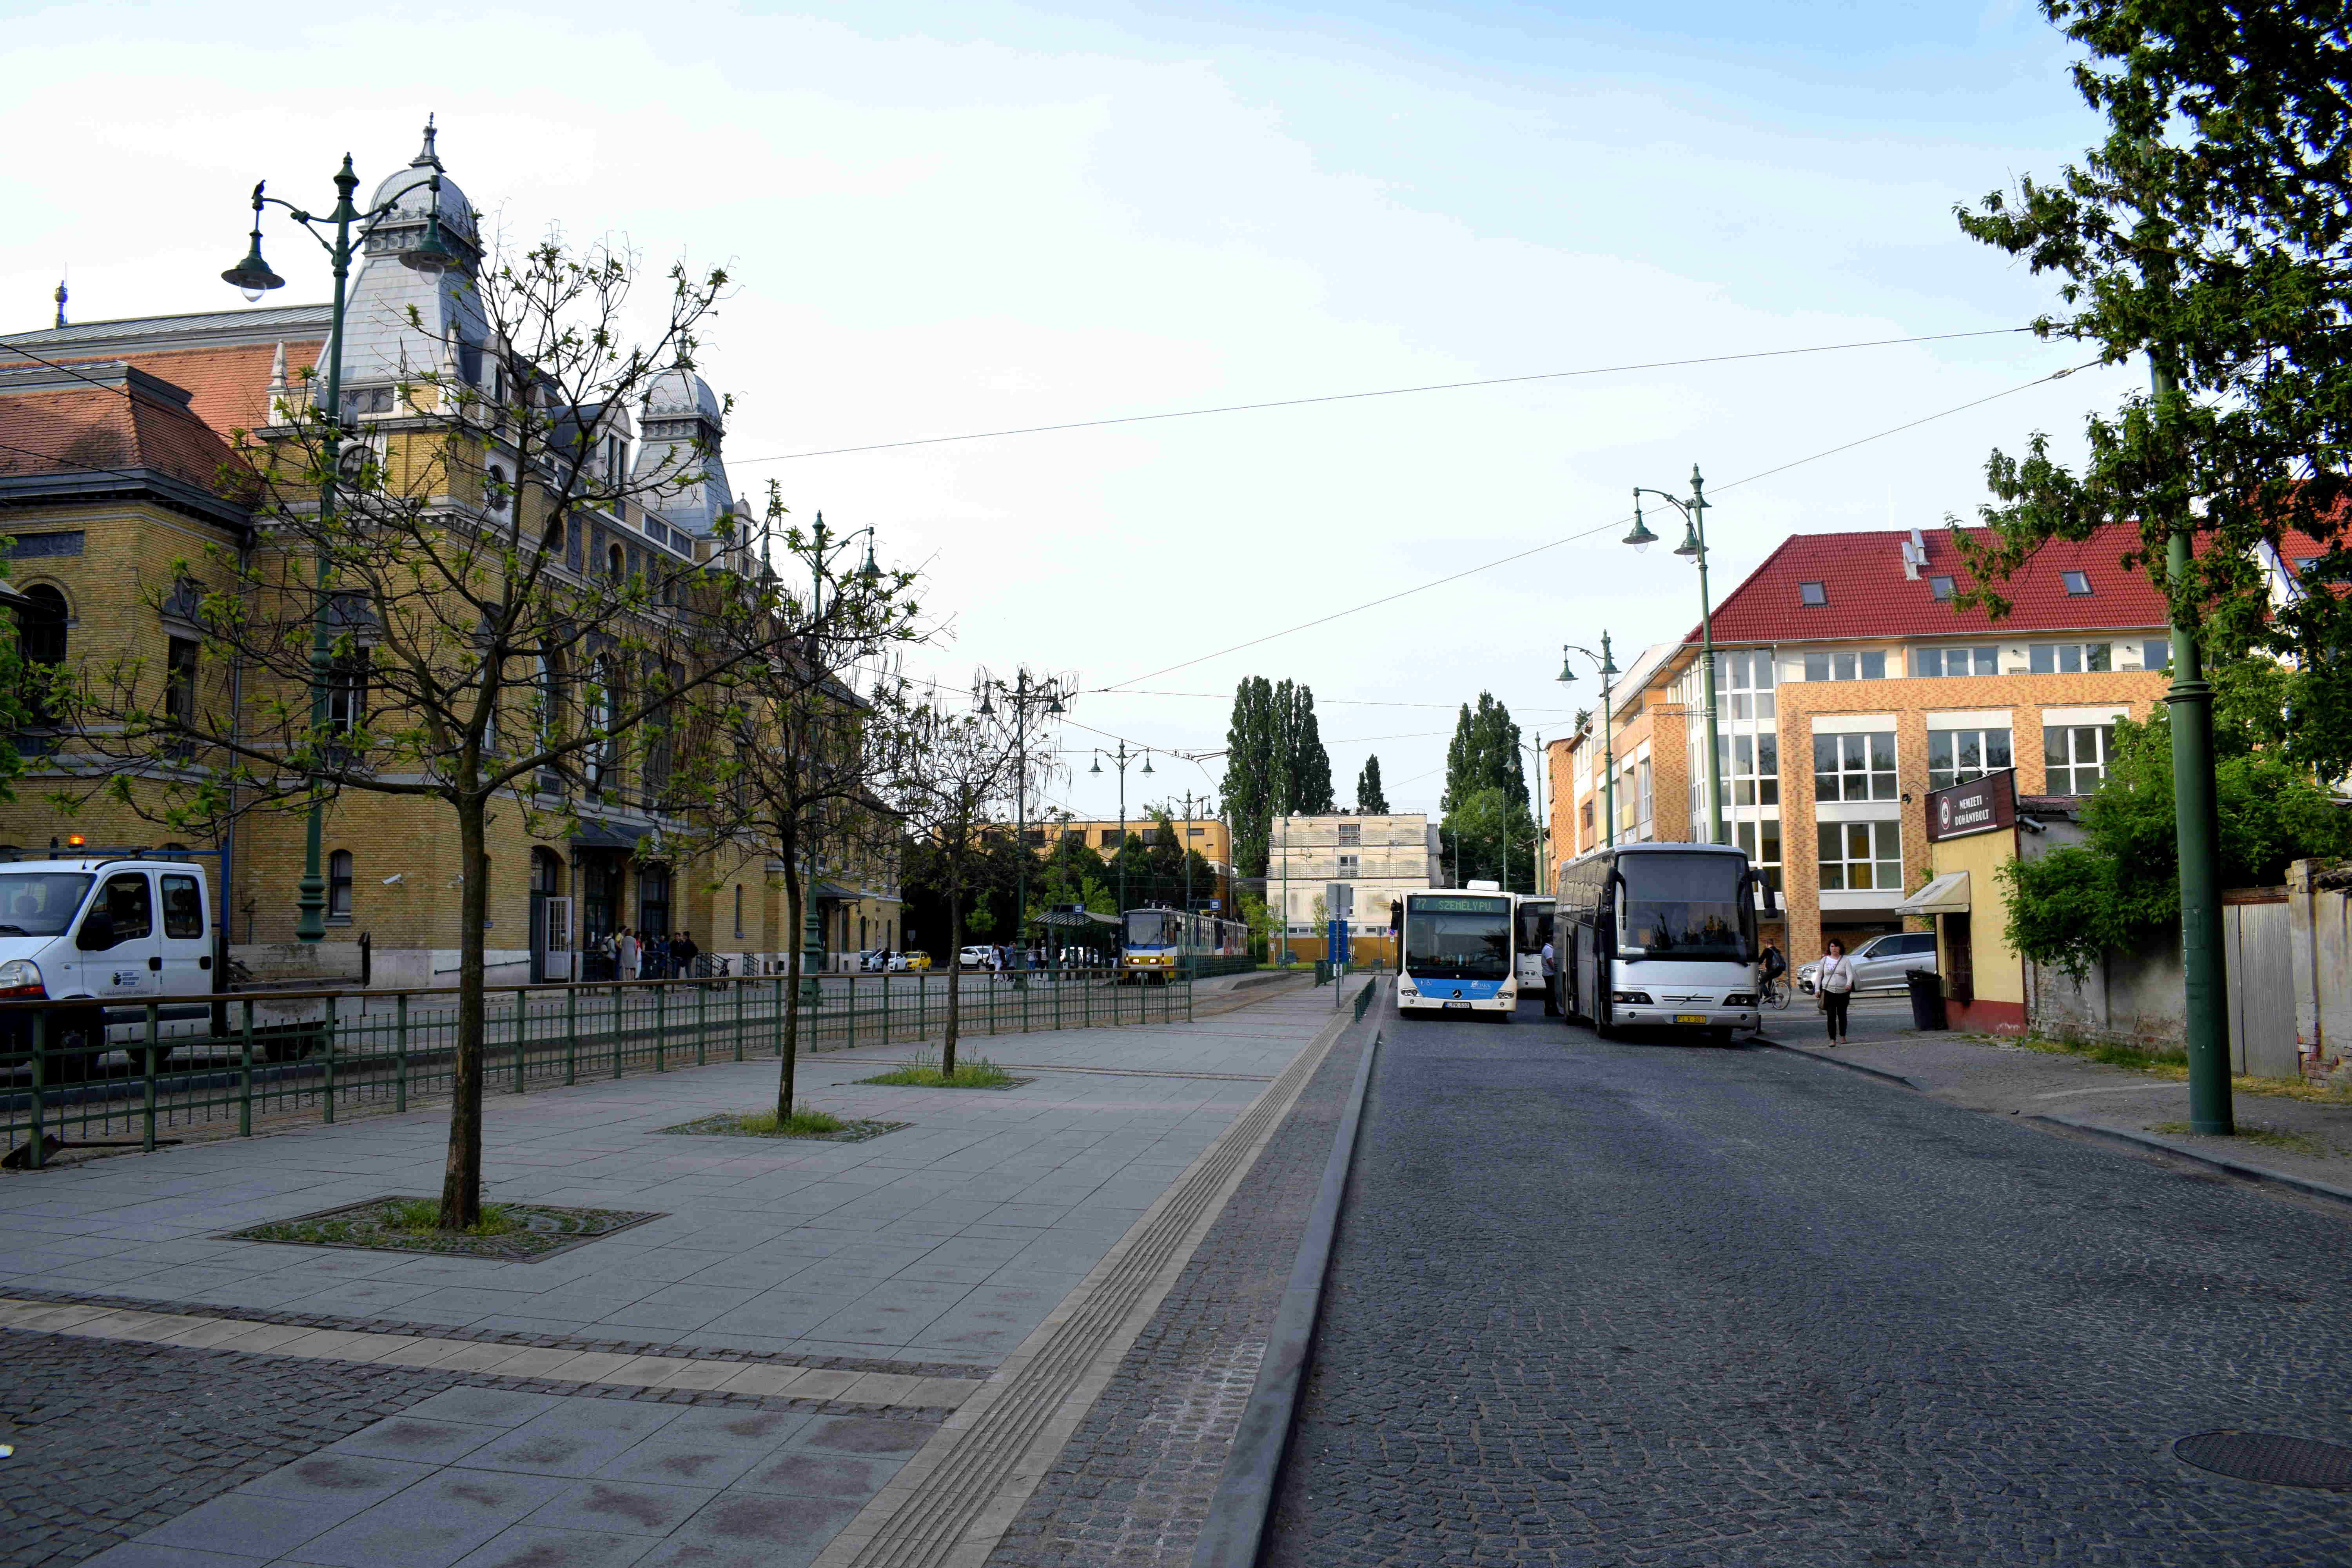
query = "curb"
(1192, 980, 1386, 1568)
(2029, 1113, 2352, 1211)
(1750, 1038, 1922, 1091)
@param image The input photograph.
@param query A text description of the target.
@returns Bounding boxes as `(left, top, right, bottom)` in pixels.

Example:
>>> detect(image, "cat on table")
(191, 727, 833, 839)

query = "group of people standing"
(600, 926, 702, 981)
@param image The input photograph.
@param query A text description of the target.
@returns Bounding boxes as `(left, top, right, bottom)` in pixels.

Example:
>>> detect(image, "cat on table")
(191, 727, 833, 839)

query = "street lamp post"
(1089, 741, 1150, 921)
(798, 512, 883, 985)
(222, 145, 460, 941)
(1557, 634, 1621, 849)
(1624, 466, 1722, 845)
(976, 667, 1071, 973)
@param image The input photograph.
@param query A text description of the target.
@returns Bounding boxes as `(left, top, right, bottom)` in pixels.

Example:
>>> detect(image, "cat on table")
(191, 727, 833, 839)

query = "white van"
(0, 857, 216, 1078)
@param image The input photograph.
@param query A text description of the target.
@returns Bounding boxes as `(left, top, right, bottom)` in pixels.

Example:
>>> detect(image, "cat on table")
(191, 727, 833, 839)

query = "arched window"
(607, 543, 626, 583)
(486, 463, 510, 515)
(530, 846, 563, 895)
(327, 849, 353, 922)
(17, 585, 67, 724)
(584, 661, 614, 795)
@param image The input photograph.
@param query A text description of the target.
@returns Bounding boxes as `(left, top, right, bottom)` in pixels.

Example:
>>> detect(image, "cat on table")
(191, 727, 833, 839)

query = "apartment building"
(1267, 813, 1442, 947)
(1546, 524, 2176, 963)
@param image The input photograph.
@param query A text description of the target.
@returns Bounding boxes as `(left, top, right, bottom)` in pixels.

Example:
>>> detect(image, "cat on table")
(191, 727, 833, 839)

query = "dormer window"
(1927, 575, 1954, 601)
(2062, 570, 2092, 596)
(1799, 581, 1827, 607)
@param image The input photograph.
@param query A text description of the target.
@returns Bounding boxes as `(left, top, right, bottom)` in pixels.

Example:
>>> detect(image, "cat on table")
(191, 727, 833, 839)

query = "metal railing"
(0, 966, 1192, 1168)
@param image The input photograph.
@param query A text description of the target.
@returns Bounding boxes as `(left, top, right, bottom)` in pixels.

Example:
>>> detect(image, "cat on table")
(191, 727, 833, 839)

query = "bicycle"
(1759, 974, 1793, 1011)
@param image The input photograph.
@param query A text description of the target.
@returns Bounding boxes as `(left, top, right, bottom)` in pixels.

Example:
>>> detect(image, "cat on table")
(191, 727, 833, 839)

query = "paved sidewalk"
(3, 987, 1345, 1567)
(1759, 1001, 2352, 1197)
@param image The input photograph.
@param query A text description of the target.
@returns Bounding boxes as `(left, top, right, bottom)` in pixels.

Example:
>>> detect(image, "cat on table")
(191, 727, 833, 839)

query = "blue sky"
(0, 0, 2129, 816)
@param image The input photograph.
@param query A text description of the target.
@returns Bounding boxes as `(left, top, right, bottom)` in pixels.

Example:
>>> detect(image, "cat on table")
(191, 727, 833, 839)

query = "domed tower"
(327, 118, 488, 413)
(632, 368, 737, 538)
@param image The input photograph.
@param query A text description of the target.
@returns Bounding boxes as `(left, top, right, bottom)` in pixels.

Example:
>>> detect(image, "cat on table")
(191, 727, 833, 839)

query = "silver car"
(1798, 931, 1938, 994)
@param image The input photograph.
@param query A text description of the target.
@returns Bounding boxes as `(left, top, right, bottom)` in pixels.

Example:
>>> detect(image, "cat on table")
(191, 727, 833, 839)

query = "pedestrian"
(1816, 938, 1854, 1044)
(1539, 935, 1558, 1016)
(617, 926, 642, 982)
(672, 927, 701, 979)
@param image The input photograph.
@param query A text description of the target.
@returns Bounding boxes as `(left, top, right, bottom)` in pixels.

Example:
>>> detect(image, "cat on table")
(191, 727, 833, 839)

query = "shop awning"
(1895, 870, 1970, 915)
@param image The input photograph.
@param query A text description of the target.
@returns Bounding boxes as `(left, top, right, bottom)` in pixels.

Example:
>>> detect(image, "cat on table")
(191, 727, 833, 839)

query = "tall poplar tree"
(1223, 676, 1278, 877)
(1355, 754, 1388, 814)
(1274, 679, 1335, 815)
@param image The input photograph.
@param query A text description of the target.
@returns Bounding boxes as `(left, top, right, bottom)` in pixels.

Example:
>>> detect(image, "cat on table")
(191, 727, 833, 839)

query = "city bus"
(1396, 886, 1516, 1020)
(1121, 907, 1247, 982)
(1552, 842, 1769, 1042)
(1513, 895, 1554, 996)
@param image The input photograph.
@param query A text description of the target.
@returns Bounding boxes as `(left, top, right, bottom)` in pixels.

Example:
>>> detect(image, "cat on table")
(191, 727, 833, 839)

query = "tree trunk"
(438, 793, 490, 1229)
(942, 857, 963, 1076)
(776, 834, 802, 1122)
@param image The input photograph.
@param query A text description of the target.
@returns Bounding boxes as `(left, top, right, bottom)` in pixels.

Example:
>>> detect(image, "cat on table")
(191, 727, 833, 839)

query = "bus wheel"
(1710, 1027, 1736, 1047)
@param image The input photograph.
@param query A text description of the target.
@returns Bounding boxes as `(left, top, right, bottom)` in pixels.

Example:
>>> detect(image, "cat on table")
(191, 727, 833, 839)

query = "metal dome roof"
(644, 368, 724, 426)
(366, 119, 477, 243)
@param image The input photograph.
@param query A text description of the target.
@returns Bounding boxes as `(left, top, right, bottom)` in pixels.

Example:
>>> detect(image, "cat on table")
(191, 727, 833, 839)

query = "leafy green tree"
(1443, 693, 1527, 815)
(2001, 687, 2352, 977)
(1355, 754, 1389, 814)
(1954, 0, 2352, 777)
(1275, 680, 1335, 815)
(1441, 784, 1539, 894)
(1223, 675, 1334, 875)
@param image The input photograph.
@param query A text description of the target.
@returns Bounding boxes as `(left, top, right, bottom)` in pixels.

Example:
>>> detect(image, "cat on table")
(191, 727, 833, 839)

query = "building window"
(1910, 645, 1998, 678)
(327, 849, 353, 922)
(1637, 759, 1653, 829)
(1928, 727, 2013, 791)
(530, 847, 563, 895)
(1336, 822, 1361, 846)
(2141, 638, 2171, 672)
(1728, 731, 1779, 806)
(1927, 575, 1955, 600)
(2044, 723, 2114, 795)
(1024, 828, 1047, 848)
(164, 637, 198, 757)
(2029, 641, 2112, 673)
(325, 650, 370, 734)
(1100, 829, 1122, 848)
(18, 584, 68, 724)
(1803, 650, 1886, 681)
(1580, 800, 1594, 832)
(1715, 649, 1776, 718)
(1799, 581, 1828, 607)
(733, 884, 744, 940)
(486, 463, 510, 515)
(638, 863, 671, 938)
(1818, 821, 1902, 891)
(1338, 854, 1360, 875)
(2062, 570, 2092, 595)
(607, 543, 626, 582)
(1813, 732, 1897, 801)
(1734, 819, 1783, 894)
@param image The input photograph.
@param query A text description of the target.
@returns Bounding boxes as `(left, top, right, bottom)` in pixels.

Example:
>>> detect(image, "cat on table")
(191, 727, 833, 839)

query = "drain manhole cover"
(2174, 1431, 2352, 1489)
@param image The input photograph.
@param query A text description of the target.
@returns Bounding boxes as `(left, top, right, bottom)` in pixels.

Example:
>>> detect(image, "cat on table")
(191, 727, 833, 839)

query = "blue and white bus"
(1396, 887, 1517, 1020)
(1552, 842, 1769, 1043)
(1122, 907, 1247, 982)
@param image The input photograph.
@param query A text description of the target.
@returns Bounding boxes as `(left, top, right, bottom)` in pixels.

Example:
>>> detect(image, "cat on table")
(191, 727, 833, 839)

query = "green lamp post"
(1626, 466, 1722, 845)
(976, 667, 1071, 975)
(222, 138, 459, 942)
(1557, 633, 1619, 848)
(1091, 740, 1150, 922)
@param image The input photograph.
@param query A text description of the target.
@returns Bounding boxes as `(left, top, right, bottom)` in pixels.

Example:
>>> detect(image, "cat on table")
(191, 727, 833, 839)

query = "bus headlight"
(1610, 990, 1653, 1005)
(0, 959, 44, 998)
(1398, 983, 1417, 996)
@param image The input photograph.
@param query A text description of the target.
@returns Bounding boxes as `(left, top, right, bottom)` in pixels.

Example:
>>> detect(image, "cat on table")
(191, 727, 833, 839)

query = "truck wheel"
(44, 1008, 102, 1083)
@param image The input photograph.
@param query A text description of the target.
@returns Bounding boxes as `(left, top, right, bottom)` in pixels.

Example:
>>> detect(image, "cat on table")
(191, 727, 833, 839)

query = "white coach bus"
(1552, 842, 1770, 1043)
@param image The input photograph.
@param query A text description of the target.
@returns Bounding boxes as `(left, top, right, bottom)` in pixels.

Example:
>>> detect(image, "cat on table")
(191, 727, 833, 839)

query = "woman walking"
(1817, 938, 1855, 1044)
(617, 926, 642, 983)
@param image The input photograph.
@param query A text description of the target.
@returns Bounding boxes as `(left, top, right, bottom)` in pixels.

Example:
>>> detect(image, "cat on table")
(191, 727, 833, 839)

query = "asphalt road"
(1265, 1003, 2352, 1567)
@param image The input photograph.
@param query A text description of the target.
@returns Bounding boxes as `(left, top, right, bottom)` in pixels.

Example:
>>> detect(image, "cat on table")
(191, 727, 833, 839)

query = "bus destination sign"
(1416, 895, 1511, 913)
(1927, 769, 2016, 842)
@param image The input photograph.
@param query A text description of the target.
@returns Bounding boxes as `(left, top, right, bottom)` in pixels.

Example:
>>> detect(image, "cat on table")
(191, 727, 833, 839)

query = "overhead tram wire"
(727, 327, 2036, 467)
(1091, 354, 2106, 695)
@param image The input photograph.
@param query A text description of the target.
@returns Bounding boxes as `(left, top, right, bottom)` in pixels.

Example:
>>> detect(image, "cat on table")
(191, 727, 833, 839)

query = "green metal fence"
(0, 967, 1191, 1168)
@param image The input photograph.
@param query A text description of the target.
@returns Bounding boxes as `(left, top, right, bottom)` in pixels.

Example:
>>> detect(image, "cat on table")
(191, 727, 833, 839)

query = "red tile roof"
(0, 365, 254, 501)
(1699, 524, 2171, 644)
(50, 340, 322, 441)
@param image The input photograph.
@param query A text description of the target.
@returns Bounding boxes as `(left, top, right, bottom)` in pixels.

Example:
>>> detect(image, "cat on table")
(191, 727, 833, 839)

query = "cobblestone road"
(1267, 1005, 2352, 1566)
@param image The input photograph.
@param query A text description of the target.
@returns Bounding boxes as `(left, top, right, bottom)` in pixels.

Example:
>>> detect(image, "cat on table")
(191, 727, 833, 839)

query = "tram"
(1552, 842, 1769, 1042)
(1121, 907, 1247, 982)
(1396, 885, 1517, 1020)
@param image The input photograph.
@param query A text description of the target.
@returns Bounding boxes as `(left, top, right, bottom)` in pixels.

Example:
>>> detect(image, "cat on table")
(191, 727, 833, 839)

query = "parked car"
(958, 945, 994, 970)
(1798, 931, 1938, 995)
(898, 951, 931, 971)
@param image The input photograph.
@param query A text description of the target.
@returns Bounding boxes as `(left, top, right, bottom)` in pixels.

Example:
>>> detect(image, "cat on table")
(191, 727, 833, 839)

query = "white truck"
(0, 856, 220, 1080)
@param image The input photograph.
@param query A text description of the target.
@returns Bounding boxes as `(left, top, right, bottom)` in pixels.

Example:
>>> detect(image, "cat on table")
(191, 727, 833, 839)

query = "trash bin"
(1906, 967, 1946, 1031)
(1313, 960, 1330, 987)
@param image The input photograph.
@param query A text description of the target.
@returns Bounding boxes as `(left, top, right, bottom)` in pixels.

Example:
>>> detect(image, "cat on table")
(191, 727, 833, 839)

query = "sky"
(0, 0, 2136, 821)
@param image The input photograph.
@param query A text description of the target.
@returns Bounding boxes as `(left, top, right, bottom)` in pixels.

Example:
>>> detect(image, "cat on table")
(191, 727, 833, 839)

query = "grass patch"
(2009, 1033, 2352, 1105)
(2149, 1120, 2338, 1158)
(659, 1106, 908, 1142)
(858, 1054, 1029, 1090)
(228, 1196, 660, 1259)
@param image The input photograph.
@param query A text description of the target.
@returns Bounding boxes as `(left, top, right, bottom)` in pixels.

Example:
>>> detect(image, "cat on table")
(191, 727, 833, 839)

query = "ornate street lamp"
(1093, 740, 1149, 920)
(974, 667, 1074, 973)
(221, 133, 461, 942)
(1557, 633, 1620, 849)
(1626, 466, 1722, 845)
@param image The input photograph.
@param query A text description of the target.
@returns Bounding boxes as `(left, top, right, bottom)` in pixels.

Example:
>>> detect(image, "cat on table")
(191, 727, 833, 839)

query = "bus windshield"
(1515, 900, 1553, 955)
(1405, 896, 1511, 980)
(0, 871, 93, 936)
(1125, 910, 1179, 948)
(1617, 854, 1751, 959)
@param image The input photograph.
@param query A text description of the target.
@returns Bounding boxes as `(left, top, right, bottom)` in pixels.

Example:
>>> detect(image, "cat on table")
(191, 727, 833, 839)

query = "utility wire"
(729, 327, 2034, 466)
(1095, 355, 2103, 694)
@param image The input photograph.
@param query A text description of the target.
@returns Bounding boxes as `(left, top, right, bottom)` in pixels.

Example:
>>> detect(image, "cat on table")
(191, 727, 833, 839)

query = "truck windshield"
(1404, 896, 1511, 980)
(1617, 854, 1751, 959)
(0, 872, 94, 936)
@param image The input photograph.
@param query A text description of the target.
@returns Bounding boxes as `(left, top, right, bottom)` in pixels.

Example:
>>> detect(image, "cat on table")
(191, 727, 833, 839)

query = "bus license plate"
(1674, 1013, 1708, 1024)
(1443, 1001, 1472, 1010)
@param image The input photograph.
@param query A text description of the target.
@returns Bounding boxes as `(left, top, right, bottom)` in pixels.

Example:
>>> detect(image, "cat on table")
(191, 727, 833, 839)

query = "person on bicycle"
(1759, 939, 1787, 992)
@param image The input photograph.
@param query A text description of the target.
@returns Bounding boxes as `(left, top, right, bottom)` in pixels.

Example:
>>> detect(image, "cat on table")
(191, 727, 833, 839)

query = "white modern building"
(1266, 813, 1443, 940)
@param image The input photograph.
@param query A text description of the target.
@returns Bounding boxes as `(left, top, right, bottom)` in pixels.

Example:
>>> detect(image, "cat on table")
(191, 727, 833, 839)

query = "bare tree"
(883, 693, 1027, 1074)
(62, 237, 852, 1227)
